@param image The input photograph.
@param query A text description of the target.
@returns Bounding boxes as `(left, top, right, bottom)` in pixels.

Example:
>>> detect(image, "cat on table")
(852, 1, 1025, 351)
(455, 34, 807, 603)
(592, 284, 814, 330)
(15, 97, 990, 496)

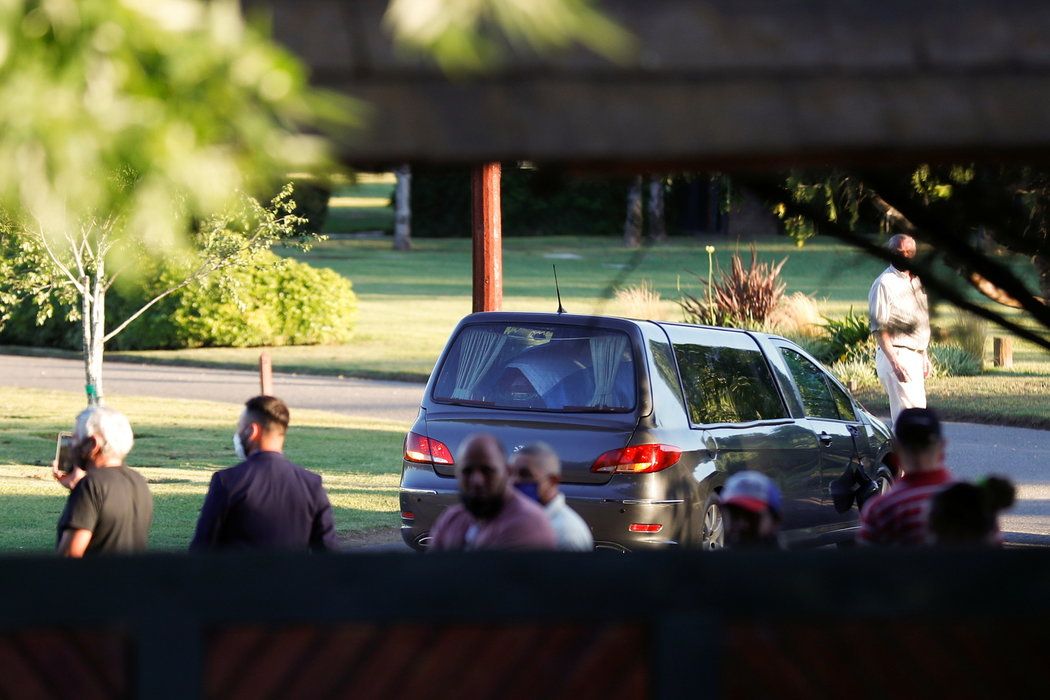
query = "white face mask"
(233, 432, 248, 461)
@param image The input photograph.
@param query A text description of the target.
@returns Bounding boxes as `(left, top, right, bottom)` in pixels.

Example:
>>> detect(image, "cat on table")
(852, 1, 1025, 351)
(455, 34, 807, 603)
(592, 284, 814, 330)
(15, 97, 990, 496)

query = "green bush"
(410, 165, 630, 237)
(0, 252, 356, 350)
(829, 357, 880, 391)
(819, 307, 874, 364)
(949, 314, 987, 370)
(929, 343, 983, 378)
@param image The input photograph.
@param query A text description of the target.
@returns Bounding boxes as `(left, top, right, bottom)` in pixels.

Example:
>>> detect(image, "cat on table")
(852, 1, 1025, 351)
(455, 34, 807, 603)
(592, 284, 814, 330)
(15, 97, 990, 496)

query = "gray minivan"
(399, 312, 894, 551)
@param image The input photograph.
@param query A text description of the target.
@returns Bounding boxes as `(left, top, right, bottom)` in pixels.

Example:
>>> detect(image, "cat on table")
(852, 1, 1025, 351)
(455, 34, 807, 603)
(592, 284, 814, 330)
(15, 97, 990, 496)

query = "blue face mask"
(515, 482, 542, 503)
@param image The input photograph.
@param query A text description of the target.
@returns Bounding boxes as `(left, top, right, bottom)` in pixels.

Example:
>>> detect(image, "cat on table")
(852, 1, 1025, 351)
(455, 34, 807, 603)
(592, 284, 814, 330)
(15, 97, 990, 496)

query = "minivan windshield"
(432, 323, 637, 413)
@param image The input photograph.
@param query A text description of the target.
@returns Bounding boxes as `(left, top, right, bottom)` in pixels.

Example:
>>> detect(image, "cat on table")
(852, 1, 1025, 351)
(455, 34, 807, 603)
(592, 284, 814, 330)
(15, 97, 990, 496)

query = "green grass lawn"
(322, 172, 395, 234)
(0, 387, 405, 552)
(6, 216, 1049, 425)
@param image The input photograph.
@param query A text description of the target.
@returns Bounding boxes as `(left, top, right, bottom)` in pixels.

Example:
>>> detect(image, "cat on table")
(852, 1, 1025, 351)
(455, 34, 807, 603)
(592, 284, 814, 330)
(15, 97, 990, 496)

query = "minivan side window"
(779, 348, 838, 420)
(667, 328, 787, 425)
(780, 347, 856, 422)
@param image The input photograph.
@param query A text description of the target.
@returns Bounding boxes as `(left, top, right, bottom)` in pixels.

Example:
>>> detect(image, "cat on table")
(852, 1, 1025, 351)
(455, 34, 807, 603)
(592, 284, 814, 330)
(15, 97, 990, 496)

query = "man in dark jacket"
(190, 395, 337, 551)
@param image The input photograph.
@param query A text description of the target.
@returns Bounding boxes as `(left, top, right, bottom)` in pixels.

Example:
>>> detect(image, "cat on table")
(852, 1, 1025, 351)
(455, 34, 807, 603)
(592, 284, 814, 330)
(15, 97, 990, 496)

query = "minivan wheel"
(700, 498, 725, 550)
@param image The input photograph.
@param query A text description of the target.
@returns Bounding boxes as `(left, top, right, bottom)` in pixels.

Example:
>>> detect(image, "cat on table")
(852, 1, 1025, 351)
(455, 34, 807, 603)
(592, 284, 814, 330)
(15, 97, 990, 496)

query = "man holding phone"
(52, 406, 153, 557)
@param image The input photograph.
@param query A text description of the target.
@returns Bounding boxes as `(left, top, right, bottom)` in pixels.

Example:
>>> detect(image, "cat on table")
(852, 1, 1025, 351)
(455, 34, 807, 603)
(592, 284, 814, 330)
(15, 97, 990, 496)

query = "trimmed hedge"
(0, 252, 356, 350)
(411, 165, 630, 237)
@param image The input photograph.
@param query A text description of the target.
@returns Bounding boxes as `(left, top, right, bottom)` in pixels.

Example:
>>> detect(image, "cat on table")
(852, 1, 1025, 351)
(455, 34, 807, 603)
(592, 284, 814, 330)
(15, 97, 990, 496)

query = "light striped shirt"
(858, 469, 952, 546)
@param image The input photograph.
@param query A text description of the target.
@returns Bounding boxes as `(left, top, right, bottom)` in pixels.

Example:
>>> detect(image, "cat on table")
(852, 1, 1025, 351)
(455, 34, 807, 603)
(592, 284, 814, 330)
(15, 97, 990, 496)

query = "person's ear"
(84, 435, 102, 460)
(247, 422, 263, 443)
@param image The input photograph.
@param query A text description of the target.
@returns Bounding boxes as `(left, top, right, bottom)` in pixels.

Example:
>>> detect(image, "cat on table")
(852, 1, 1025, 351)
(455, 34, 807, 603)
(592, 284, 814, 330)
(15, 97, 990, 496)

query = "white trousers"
(876, 346, 927, 427)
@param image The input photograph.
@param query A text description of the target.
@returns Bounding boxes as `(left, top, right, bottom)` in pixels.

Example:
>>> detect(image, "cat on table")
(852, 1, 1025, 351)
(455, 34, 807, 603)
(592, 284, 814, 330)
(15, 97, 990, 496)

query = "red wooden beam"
(471, 163, 502, 312)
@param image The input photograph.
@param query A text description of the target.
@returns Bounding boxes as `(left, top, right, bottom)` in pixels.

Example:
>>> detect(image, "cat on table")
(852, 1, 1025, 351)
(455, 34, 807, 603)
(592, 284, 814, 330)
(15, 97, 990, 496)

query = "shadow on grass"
(0, 491, 397, 554)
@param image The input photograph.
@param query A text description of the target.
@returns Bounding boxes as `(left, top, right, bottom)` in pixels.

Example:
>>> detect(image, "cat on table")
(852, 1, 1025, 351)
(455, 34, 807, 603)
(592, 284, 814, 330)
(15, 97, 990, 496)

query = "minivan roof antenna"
(553, 265, 566, 314)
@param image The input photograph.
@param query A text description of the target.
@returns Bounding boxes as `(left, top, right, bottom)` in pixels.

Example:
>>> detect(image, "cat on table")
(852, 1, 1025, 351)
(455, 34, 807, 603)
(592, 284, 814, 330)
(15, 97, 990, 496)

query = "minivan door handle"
(818, 431, 833, 447)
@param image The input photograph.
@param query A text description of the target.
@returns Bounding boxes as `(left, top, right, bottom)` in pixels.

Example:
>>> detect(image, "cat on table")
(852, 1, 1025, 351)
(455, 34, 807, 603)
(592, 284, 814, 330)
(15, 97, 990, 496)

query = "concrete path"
(3, 354, 1048, 546)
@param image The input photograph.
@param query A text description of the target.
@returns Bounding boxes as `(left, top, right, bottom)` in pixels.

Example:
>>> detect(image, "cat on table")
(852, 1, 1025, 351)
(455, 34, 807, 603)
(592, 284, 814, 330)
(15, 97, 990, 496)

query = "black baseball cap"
(894, 408, 943, 451)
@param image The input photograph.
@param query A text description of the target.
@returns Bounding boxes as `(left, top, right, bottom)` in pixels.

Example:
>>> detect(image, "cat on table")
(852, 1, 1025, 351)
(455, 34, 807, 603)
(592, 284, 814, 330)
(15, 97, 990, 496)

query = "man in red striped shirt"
(858, 408, 952, 546)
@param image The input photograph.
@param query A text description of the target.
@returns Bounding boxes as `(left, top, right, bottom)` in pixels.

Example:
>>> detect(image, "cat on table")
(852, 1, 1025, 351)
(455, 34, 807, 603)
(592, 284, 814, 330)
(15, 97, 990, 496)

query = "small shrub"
(820, 307, 874, 364)
(614, 281, 663, 320)
(950, 313, 987, 370)
(679, 246, 787, 328)
(929, 343, 982, 378)
(829, 357, 880, 391)
(767, 292, 824, 337)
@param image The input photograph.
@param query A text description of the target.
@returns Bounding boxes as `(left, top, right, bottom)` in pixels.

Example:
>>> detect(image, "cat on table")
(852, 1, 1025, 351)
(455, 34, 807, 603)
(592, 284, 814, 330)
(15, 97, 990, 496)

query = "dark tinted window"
(780, 347, 857, 421)
(648, 339, 686, 412)
(433, 323, 636, 412)
(668, 328, 786, 424)
(829, 378, 857, 421)
(780, 348, 839, 420)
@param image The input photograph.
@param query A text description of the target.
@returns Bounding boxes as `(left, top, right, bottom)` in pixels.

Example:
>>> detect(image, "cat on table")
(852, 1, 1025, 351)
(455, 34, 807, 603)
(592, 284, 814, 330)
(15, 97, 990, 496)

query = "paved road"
(0, 354, 423, 423)
(3, 354, 1048, 545)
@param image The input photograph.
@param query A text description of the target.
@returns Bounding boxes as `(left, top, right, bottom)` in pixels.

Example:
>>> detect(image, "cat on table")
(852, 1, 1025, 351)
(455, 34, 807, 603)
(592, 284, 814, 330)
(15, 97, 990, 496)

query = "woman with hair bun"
(928, 476, 1016, 546)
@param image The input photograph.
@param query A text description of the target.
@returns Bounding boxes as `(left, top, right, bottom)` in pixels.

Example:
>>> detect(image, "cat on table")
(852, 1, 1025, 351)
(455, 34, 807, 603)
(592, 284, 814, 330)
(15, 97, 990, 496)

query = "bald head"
(455, 434, 510, 519)
(888, 234, 916, 257)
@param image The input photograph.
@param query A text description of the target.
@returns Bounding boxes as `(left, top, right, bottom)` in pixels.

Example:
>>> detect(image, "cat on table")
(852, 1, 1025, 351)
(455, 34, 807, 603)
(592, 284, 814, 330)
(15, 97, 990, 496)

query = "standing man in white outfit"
(868, 234, 931, 426)
(510, 443, 594, 551)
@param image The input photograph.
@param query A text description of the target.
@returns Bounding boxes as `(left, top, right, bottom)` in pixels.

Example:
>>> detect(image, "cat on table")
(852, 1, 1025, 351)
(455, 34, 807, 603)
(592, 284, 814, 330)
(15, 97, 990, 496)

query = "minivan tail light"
(404, 431, 455, 465)
(590, 444, 682, 474)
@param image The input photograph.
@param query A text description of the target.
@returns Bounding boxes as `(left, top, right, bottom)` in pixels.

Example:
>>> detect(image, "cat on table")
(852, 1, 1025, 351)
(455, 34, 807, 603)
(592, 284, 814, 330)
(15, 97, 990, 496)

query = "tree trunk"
(624, 175, 643, 248)
(81, 265, 106, 406)
(393, 164, 412, 251)
(647, 175, 667, 242)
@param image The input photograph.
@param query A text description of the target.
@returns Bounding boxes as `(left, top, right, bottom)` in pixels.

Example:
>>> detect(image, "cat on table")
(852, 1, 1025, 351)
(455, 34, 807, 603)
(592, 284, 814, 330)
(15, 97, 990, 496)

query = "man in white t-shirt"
(868, 233, 931, 425)
(510, 443, 594, 551)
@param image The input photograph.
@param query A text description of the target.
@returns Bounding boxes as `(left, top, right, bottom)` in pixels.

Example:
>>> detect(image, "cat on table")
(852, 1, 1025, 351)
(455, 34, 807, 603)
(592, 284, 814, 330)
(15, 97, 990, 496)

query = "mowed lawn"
(114, 235, 896, 380)
(0, 388, 405, 552)
(107, 233, 1050, 425)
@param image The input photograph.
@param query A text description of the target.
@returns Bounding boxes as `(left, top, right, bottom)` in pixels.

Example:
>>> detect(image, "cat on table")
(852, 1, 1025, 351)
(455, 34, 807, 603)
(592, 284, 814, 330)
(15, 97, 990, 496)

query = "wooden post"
(259, 351, 274, 396)
(993, 337, 1014, 368)
(471, 163, 502, 312)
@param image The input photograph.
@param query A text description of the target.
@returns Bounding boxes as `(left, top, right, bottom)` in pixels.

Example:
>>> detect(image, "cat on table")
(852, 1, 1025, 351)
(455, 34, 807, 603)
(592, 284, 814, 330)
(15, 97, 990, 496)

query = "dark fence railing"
(0, 550, 1048, 699)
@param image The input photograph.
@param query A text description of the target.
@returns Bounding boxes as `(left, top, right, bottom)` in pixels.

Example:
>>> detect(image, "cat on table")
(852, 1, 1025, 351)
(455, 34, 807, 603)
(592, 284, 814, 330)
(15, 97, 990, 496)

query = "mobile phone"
(54, 432, 74, 471)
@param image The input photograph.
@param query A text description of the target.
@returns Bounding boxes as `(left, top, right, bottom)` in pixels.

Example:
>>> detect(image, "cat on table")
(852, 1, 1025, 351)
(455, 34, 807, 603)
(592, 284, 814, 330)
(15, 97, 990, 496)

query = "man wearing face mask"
(189, 395, 336, 551)
(510, 443, 593, 551)
(868, 233, 931, 425)
(53, 406, 153, 557)
(429, 433, 556, 551)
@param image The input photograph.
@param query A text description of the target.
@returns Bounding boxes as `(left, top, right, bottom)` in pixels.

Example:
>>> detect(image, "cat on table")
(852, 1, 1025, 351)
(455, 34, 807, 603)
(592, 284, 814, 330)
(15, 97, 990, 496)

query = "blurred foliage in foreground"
(384, 0, 635, 72)
(0, 0, 353, 260)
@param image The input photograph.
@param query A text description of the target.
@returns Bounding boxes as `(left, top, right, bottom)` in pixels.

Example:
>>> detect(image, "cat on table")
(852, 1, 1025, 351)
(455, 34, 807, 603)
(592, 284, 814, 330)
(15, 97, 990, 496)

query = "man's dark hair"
(244, 395, 290, 434)
(894, 407, 942, 452)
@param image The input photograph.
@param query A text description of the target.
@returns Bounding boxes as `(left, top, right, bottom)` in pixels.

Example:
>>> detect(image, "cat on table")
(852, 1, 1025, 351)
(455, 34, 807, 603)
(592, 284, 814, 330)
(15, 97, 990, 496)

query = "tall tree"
(393, 165, 412, 251)
(624, 175, 643, 248)
(647, 175, 667, 242)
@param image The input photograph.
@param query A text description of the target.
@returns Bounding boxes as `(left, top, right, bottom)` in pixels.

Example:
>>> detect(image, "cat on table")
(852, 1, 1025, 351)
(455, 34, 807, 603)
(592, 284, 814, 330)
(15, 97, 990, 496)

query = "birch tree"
(2, 189, 306, 404)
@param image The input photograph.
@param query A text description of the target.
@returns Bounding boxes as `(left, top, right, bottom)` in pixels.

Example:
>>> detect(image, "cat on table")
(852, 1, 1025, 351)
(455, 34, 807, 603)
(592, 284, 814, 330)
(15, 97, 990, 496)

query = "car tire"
(699, 494, 725, 551)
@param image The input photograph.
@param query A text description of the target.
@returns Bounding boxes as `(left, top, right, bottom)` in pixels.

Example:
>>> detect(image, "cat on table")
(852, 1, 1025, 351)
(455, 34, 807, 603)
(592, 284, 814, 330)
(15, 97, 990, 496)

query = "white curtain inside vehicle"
(589, 334, 629, 406)
(451, 327, 508, 399)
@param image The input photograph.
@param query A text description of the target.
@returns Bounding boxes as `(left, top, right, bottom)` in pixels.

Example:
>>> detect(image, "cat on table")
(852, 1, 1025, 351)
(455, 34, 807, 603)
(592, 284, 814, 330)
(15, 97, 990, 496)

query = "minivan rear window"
(433, 323, 636, 412)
